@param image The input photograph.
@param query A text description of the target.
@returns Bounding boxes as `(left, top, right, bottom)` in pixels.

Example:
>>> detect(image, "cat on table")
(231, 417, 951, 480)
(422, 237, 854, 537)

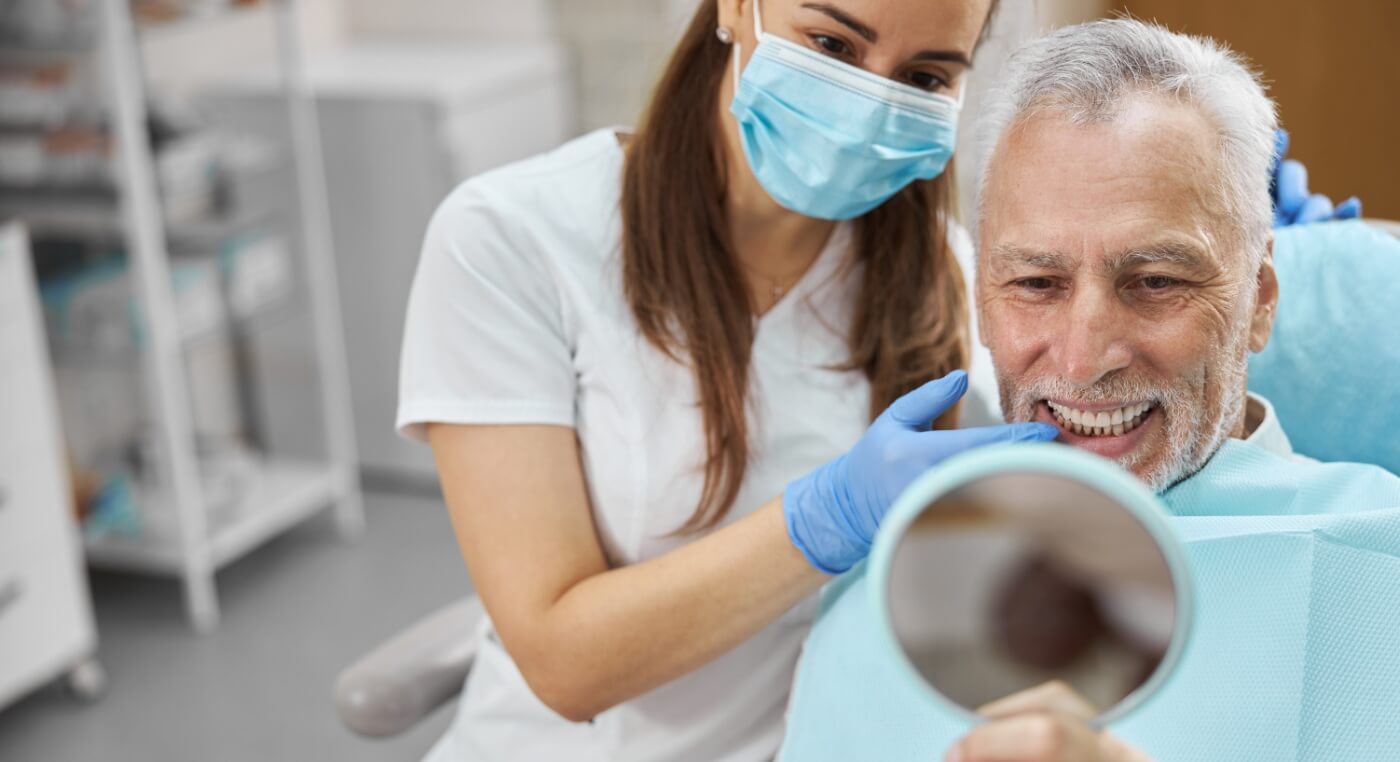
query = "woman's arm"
(428, 422, 826, 723)
(429, 372, 1056, 722)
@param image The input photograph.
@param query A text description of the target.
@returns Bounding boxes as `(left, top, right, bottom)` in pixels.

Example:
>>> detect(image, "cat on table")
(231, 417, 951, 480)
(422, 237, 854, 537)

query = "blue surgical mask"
(728, 0, 963, 220)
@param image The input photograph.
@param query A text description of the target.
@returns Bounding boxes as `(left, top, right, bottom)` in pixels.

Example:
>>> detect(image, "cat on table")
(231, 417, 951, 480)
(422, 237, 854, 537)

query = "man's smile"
(1036, 399, 1162, 459)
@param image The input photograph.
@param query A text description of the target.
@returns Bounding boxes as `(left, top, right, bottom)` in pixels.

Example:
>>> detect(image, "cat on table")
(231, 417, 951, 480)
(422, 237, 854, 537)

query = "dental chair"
(333, 219, 1400, 739)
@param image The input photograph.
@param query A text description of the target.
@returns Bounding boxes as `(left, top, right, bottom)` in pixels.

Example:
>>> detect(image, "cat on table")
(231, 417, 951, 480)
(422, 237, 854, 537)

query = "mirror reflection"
(887, 470, 1177, 717)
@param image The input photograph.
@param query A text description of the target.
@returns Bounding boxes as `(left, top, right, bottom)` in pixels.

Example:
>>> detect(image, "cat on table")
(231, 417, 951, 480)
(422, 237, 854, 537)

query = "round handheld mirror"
(869, 444, 1193, 726)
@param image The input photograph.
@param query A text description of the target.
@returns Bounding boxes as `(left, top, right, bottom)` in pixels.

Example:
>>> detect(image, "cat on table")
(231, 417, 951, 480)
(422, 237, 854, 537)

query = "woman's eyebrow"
(801, 2, 877, 43)
(800, 3, 973, 67)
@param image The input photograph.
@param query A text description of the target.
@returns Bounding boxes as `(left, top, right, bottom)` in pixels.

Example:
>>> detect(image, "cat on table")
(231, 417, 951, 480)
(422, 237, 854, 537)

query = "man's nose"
(1053, 287, 1134, 387)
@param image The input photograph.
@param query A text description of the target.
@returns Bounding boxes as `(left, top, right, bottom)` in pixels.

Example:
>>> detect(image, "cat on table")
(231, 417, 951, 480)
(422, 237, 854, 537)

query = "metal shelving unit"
(3, 0, 364, 632)
(0, 185, 276, 241)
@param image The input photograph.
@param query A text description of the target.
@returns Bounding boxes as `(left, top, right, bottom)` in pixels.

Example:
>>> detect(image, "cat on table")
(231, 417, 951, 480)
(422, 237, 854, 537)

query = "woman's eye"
(905, 70, 950, 91)
(811, 34, 851, 58)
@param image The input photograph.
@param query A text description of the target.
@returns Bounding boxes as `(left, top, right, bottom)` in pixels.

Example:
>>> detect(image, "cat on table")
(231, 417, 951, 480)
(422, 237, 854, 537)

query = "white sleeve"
(396, 184, 576, 442)
(947, 219, 1004, 427)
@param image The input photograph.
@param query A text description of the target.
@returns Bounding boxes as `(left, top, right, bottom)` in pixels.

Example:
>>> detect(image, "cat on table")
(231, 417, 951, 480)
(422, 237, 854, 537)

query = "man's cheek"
(1178, 286, 1244, 342)
(988, 310, 1050, 367)
(1136, 318, 1214, 375)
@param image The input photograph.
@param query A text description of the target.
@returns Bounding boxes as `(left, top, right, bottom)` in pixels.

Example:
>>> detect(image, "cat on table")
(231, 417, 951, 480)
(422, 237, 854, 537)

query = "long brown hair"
(622, 1, 972, 533)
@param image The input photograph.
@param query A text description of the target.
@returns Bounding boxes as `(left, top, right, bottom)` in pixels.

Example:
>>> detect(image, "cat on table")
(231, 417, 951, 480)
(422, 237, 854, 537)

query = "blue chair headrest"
(1248, 220, 1400, 474)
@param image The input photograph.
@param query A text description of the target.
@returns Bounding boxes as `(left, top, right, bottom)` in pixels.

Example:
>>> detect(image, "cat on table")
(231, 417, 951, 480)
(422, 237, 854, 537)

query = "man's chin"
(1029, 401, 1190, 490)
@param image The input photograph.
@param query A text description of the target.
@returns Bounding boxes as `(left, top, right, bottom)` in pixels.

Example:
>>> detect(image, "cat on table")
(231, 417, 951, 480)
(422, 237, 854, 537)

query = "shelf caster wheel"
(66, 658, 107, 702)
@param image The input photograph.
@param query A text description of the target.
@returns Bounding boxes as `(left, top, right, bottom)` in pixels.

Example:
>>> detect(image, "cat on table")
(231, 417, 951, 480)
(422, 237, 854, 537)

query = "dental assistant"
(396, 0, 1046, 759)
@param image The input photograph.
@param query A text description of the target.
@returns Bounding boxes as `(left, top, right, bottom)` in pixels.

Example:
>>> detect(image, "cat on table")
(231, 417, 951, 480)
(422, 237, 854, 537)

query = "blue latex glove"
(783, 370, 1059, 574)
(1272, 128, 1362, 227)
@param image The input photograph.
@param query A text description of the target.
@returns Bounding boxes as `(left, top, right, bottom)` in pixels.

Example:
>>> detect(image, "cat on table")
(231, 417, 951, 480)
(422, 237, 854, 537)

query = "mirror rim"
(867, 442, 1195, 728)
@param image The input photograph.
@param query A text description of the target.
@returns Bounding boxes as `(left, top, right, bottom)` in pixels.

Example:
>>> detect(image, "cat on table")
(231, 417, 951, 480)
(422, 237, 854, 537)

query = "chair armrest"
(335, 595, 486, 738)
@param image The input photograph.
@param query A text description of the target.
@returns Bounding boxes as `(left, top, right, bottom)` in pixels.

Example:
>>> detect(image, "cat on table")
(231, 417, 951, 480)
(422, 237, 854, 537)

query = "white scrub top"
(396, 127, 989, 762)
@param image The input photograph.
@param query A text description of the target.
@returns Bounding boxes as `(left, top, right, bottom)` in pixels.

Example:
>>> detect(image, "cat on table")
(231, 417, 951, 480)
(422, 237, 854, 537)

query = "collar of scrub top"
(863, 442, 1197, 728)
(1242, 392, 1297, 461)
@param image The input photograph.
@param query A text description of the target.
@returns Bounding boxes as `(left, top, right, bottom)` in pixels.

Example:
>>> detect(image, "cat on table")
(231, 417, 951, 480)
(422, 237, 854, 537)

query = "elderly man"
(778, 18, 1400, 762)
(975, 20, 1287, 492)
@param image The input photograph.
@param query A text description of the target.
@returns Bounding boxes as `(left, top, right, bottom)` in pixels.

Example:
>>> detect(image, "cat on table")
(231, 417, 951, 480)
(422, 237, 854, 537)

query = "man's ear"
(1248, 237, 1278, 353)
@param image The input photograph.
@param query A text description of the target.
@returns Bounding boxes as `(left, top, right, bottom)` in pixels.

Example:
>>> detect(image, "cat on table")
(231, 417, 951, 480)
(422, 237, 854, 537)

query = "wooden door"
(1119, 0, 1399, 220)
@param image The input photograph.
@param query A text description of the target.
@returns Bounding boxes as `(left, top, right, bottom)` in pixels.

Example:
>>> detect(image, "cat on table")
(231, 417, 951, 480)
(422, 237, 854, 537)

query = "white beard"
(997, 327, 1251, 493)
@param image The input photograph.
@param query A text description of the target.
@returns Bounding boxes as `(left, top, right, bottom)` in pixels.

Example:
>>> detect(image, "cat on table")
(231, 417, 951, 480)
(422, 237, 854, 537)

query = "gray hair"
(975, 18, 1278, 259)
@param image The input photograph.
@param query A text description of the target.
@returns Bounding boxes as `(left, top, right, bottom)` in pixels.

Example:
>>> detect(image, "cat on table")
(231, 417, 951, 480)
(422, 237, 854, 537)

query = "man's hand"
(943, 681, 1153, 762)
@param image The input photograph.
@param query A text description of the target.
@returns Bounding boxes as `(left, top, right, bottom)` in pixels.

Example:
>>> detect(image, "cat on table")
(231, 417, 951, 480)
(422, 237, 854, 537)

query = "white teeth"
(1047, 400, 1155, 438)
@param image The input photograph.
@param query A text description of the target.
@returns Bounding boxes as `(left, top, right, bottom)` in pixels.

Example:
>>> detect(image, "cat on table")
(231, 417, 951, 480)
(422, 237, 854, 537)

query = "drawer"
(0, 297, 51, 432)
(0, 227, 36, 331)
(0, 408, 74, 569)
(0, 482, 9, 564)
(0, 311, 38, 373)
(0, 356, 59, 472)
(0, 440, 75, 564)
(0, 263, 80, 570)
(0, 531, 95, 704)
(0, 294, 28, 338)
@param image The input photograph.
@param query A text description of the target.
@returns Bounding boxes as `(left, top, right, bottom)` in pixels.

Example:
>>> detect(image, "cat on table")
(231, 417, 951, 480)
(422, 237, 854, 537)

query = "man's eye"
(1135, 275, 1182, 291)
(810, 34, 852, 58)
(1015, 277, 1057, 291)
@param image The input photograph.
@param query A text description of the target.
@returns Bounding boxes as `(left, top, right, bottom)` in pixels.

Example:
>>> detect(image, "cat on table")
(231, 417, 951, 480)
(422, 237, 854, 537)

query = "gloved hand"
(784, 370, 1059, 574)
(1272, 128, 1362, 227)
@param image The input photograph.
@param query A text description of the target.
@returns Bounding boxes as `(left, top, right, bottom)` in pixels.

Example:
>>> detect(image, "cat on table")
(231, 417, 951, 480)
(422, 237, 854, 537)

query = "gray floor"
(0, 489, 470, 761)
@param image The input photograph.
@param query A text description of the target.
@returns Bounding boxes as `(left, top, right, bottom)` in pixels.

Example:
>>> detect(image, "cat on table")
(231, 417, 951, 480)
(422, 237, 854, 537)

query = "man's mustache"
(1006, 375, 1188, 415)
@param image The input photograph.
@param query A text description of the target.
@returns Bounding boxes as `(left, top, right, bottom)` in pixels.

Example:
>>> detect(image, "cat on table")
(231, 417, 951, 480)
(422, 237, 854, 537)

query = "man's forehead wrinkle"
(980, 104, 1238, 281)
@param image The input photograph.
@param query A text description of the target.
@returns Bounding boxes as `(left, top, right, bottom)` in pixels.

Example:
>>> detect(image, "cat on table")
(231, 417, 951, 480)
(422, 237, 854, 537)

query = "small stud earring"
(716, 26, 734, 44)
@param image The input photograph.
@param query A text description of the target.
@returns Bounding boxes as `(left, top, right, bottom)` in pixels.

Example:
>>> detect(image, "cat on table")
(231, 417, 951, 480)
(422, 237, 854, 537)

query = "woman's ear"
(1248, 237, 1279, 354)
(716, 0, 756, 51)
(716, 0, 745, 34)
